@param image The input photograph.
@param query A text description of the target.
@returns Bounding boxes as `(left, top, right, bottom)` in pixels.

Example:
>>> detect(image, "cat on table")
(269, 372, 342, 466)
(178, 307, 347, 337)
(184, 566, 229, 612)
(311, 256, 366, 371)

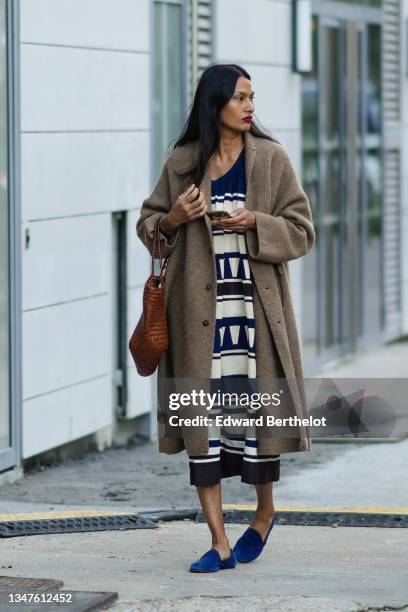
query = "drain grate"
(196, 509, 408, 528)
(0, 577, 118, 611)
(0, 512, 156, 538)
(0, 589, 117, 611)
(0, 577, 64, 592)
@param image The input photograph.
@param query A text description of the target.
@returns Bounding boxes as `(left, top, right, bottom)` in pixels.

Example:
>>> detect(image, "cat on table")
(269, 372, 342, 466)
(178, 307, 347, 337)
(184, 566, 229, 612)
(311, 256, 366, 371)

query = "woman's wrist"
(160, 214, 179, 236)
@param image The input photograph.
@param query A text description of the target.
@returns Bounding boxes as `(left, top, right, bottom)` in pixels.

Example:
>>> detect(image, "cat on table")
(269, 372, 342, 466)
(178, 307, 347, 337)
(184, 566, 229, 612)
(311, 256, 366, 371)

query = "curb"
(141, 505, 408, 528)
(1, 506, 407, 533)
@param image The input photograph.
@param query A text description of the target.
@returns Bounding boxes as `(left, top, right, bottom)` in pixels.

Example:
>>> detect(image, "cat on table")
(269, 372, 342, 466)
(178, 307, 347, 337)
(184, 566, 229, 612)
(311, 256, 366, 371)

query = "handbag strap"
(152, 218, 169, 284)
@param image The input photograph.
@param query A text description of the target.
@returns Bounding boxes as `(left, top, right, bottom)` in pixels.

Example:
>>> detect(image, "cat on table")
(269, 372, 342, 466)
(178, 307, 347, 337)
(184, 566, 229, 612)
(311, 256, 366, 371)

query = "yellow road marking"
(0, 506, 407, 523)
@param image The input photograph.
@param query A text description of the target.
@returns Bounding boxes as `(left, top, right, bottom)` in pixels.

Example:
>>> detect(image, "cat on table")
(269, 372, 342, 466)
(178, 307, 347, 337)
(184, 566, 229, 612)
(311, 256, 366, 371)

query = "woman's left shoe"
(189, 548, 237, 573)
(233, 514, 275, 563)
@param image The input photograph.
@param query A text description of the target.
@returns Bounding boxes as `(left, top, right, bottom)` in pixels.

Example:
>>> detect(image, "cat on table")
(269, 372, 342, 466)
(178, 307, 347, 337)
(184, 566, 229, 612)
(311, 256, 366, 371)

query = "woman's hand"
(161, 184, 207, 233)
(212, 208, 256, 232)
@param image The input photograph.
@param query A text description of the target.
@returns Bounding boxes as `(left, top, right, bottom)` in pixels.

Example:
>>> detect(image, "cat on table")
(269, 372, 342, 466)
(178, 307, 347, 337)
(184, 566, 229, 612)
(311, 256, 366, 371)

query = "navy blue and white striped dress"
(188, 147, 280, 486)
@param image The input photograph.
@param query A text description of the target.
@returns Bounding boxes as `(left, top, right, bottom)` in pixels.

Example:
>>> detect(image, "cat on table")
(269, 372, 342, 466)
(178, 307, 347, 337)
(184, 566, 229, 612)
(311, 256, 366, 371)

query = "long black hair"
(173, 63, 280, 186)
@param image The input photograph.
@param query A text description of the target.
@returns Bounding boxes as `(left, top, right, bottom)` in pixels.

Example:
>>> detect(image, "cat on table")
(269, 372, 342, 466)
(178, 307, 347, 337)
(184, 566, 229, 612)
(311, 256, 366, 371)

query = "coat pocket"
(274, 264, 285, 307)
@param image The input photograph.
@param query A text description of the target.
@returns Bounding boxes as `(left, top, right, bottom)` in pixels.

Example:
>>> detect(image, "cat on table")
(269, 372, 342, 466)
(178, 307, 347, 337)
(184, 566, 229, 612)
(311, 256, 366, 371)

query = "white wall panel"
(127, 286, 144, 369)
(21, 131, 149, 220)
(270, 129, 302, 169)
(241, 63, 301, 131)
(21, 45, 149, 131)
(23, 295, 111, 399)
(127, 364, 154, 418)
(17, 0, 153, 458)
(126, 216, 152, 417)
(216, 0, 291, 66)
(22, 214, 110, 310)
(23, 376, 112, 458)
(20, 0, 149, 52)
(128, 209, 151, 290)
(127, 284, 153, 417)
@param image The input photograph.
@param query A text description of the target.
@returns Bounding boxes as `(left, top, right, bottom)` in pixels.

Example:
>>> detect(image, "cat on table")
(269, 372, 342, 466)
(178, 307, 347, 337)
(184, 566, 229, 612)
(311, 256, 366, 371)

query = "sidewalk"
(0, 436, 406, 514)
(0, 340, 407, 610)
(1, 519, 407, 611)
(0, 431, 407, 611)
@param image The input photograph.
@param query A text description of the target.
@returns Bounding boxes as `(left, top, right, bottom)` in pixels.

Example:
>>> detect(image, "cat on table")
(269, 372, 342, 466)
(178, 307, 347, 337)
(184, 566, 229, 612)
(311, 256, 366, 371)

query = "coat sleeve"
(245, 146, 315, 264)
(136, 160, 181, 258)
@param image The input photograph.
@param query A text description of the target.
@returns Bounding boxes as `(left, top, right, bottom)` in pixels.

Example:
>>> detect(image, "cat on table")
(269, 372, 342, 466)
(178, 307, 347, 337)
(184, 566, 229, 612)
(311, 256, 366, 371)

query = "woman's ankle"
(211, 534, 230, 551)
(254, 505, 275, 521)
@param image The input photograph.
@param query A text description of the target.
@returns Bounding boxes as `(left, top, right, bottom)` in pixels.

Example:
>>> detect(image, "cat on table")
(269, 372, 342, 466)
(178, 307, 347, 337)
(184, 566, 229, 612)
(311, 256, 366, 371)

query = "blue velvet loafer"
(233, 514, 275, 563)
(189, 548, 236, 573)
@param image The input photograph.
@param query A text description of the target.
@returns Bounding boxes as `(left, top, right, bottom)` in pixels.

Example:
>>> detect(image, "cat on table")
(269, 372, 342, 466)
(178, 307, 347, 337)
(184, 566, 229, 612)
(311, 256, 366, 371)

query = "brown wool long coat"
(136, 130, 316, 457)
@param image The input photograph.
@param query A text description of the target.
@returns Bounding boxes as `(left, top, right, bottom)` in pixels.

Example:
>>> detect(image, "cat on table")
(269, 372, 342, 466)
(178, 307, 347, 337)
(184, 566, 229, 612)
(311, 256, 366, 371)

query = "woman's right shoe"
(189, 548, 236, 573)
(233, 514, 275, 563)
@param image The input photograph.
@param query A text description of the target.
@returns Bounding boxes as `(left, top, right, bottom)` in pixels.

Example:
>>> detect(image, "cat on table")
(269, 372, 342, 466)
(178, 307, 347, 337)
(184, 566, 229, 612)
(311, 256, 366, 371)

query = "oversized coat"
(136, 130, 316, 457)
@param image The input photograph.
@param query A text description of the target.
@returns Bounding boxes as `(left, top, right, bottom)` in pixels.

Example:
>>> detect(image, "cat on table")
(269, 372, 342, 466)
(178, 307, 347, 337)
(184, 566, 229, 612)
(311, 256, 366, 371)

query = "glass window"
(153, 0, 184, 182)
(0, 0, 11, 452)
(301, 13, 384, 368)
(360, 24, 383, 337)
(301, 15, 319, 362)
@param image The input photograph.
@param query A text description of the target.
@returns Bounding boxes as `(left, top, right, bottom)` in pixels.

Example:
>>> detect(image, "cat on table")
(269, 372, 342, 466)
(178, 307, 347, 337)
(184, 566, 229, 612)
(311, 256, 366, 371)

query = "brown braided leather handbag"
(128, 218, 169, 376)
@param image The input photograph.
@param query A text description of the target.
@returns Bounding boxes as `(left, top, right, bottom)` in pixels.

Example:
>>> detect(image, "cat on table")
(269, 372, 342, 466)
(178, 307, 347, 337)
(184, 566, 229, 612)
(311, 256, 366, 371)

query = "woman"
(136, 63, 315, 573)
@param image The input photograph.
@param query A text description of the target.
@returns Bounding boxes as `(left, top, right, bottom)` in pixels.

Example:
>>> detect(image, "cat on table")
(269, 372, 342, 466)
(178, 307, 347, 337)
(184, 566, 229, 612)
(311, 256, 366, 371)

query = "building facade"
(1, 0, 407, 478)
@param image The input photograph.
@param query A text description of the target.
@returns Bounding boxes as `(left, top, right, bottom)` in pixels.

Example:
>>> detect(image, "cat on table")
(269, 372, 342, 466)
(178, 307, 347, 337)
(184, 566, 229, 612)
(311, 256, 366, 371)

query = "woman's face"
(219, 76, 255, 133)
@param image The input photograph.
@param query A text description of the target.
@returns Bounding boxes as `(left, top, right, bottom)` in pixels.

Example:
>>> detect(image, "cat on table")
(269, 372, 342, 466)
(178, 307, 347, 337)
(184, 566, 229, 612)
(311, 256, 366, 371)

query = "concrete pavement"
(0, 339, 408, 610)
(0, 433, 407, 611)
(1, 519, 407, 611)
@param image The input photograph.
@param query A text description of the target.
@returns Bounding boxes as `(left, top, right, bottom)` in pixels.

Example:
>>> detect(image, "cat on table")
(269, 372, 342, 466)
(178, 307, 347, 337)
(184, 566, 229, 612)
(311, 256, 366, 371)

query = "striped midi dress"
(188, 147, 281, 486)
